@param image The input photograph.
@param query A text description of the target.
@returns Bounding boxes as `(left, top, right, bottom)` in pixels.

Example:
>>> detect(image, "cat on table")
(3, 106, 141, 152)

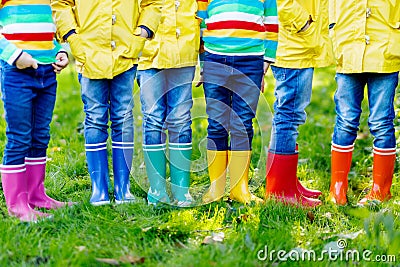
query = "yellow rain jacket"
(138, 0, 200, 70)
(329, 0, 400, 73)
(51, 0, 162, 79)
(274, 0, 334, 68)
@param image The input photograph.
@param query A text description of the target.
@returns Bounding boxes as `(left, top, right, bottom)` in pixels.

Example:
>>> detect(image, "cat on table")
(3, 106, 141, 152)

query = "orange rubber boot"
(329, 143, 353, 205)
(358, 147, 396, 205)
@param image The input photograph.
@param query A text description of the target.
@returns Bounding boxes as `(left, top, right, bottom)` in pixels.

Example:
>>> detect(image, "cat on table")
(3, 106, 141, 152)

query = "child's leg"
(269, 67, 314, 154)
(359, 72, 398, 204)
(265, 67, 321, 207)
(0, 64, 50, 220)
(202, 53, 232, 203)
(1, 65, 34, 165)
(228, 55, 263, 204)
(80, 75, 111, 205)
(330, 73, 366, 205)
(137, 68, 169, 205)
(202, 53, 232, 151)
(28, 65, 56, 158)
(165, 66, 195, 206)
(26, 65, 71, 209)
(109, 67, 136, 204)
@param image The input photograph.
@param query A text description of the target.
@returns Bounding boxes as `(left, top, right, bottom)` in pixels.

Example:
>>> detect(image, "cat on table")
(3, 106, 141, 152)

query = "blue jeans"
(332, 72, 398, 149)
(269, 66, 314, 155)
(0, 62, 57, 165)
(79, 67, 136, 145)
(203, 52, 263, 151)
(137, 67, 195, 145)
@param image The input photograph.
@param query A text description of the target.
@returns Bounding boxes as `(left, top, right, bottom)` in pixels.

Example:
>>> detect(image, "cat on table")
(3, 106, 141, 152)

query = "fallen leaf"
(202, 232, 225, 245)
(356, 132, 369, 140)
(202, 236, 214, 245)
(75, 246, 86, 252)
(174, 239, 188, 249)
(236, 214, 250, 224)
(59, 139, 67, 146)
(211, 232, 225, 242)
(306, 211, 315, 223)
(119, 255, 145, 264)
(95, 258, 119, 265)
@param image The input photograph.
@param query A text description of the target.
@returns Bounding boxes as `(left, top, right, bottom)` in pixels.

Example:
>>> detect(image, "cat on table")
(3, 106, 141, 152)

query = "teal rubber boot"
(169, 143, 193, 207)
(143, 144, 170, 206)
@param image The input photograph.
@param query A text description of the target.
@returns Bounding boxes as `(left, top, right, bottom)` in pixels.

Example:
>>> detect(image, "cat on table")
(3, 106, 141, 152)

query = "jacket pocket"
(295, 20, 318, 51)
(386, 26, 400, 59)
(68, 34, 86, 64)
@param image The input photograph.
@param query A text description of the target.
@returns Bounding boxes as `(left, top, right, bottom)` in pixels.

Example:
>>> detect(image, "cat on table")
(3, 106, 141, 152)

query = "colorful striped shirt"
(0, 0, 62, 65)
(197, 0, 278, 61)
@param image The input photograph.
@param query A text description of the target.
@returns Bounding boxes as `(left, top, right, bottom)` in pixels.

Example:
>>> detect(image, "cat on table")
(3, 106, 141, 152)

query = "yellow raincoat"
(138, 0, 200, 70)
(274, 0, 334, 68)
(329, 0, 400, 73)
(51, 0, 162, 79)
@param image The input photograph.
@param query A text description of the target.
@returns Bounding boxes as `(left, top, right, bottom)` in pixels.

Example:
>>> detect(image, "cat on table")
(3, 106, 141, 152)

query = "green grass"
(0, 65, 399, 266)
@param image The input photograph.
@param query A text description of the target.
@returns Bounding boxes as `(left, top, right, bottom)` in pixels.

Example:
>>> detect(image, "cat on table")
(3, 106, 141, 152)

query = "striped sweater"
(0, 0, 62, 65)
(197, 0, 278, 62)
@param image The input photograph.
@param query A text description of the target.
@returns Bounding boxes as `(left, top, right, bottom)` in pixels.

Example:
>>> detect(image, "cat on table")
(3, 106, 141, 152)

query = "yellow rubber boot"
(228, 150, 263, 204)
(202, 150, 228, 203)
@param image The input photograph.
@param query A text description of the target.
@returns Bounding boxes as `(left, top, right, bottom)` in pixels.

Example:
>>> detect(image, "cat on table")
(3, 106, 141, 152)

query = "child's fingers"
(31, 60, 38, 69)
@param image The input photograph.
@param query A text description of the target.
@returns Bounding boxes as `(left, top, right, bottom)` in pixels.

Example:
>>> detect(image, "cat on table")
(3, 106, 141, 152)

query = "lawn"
(0, 64, 399, 266)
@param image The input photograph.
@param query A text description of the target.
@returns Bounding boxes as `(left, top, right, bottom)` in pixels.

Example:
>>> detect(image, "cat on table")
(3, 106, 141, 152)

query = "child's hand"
(195, 71, 204, 87)
(261, 62, 270, 93)
(15, 52, 38, 69)
(52, 52, 69, 74)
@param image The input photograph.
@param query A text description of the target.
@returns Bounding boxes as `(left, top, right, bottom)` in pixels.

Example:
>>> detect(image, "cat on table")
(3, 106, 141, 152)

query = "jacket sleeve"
(51, 0, 78, 42)
(196, 0, 209, 37)
(0, 5, 23, 64)
(276, 0, 310, 33)
(196, 0, 208, 66)
(0, 36, 22, 65)
(137, 0, 163, 35)
(264, 0, 278, 62)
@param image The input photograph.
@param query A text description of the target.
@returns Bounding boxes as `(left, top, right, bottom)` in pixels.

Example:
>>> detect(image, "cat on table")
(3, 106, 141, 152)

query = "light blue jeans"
(79, 66, 136, 145)
(137, 67, 195, 145)
(269, 66, 314, 154)
(332, 72, 398, 149)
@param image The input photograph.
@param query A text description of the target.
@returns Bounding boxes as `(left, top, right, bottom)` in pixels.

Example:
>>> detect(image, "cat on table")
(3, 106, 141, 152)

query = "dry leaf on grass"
(202, 232, 225, 245)
(95, 258, 119, 265)
(119, 255, 145, 264)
